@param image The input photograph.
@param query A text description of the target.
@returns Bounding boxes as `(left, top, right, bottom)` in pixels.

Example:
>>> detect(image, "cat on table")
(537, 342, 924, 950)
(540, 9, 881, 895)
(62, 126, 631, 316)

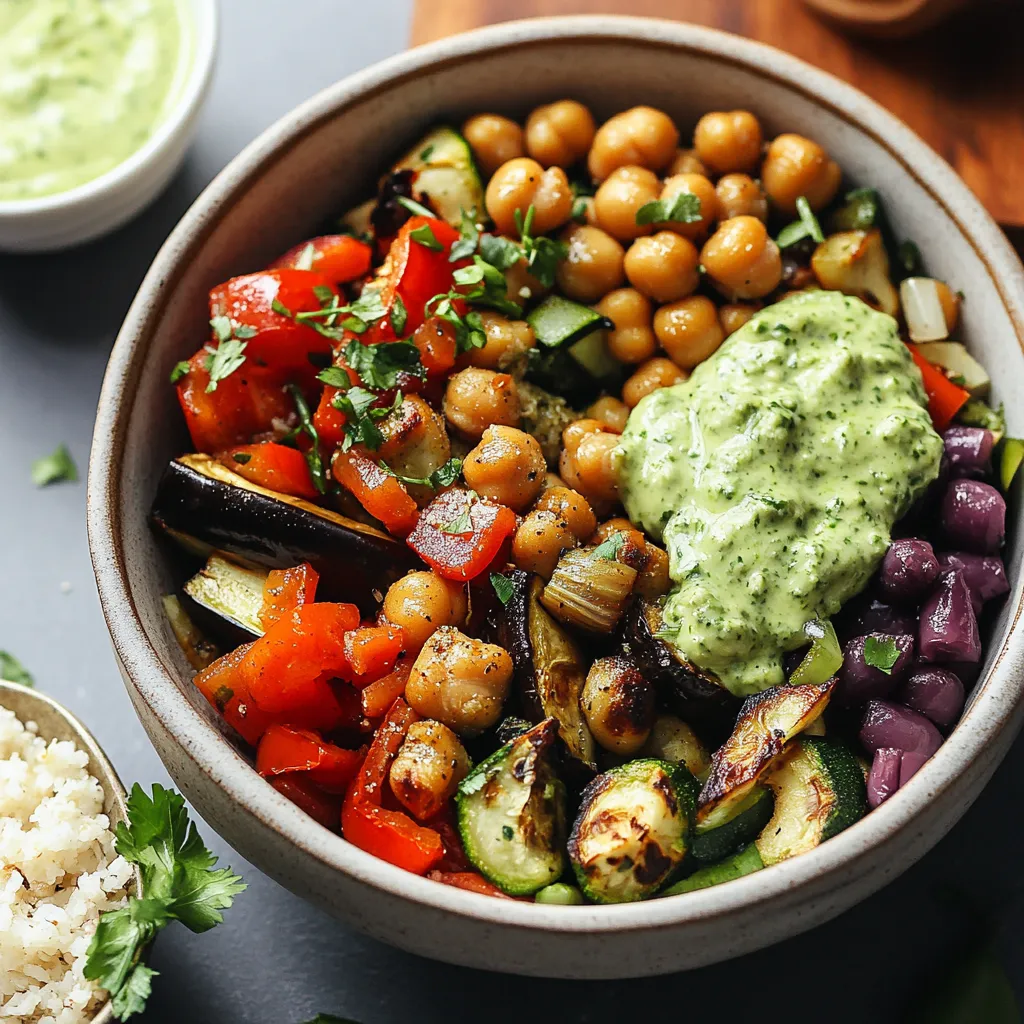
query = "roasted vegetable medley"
(156, 101, 1018, 904)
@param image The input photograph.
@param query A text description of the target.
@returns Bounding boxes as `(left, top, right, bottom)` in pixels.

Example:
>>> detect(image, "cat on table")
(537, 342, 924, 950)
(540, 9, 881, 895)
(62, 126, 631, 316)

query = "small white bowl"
(0, 0, 217, 253)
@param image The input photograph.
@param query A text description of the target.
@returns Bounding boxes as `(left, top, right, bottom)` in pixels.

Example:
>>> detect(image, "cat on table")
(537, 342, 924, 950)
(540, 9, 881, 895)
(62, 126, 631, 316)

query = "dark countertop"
(0, 2, 1020, 1020)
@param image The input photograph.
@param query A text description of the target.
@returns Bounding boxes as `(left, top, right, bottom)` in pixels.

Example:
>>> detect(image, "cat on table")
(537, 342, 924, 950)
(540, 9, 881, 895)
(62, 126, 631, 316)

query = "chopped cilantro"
(31, 444, 78, 487)
(478, 232, 523, 271)
(591, 533, 625, 561)
(419, 144, 435, 162)
(440, 506, 473, 534)
(343, 340, 424, 390)
(203, 339, 247, 393)
(635, 191, 702, 227)
(898, 239, 924, 277)
(863, 635, 901, 675)
(571, 196, 589, 222)
(231, 452, 252, 465)
(331, 387, 403, 452)
(449, 209, 480, 263)
(515, 205, 568, 288)
(409, 223, 443, 251)
(390, 293, 408, 336)
(0, 650, 33, 687)
(169, 360, 191, 384)
(776, 196, 825, 248)
(501, 825, 514, 841)
(317, 366, 354, 390)
(286, 384, 329, 493)
(490, 572, 515, 606)
(382, 456, 463, 491)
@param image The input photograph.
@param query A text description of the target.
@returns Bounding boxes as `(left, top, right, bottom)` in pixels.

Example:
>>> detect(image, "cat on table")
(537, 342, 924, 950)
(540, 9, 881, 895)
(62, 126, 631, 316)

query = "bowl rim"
(0, 0, 218, 218)
(88, 14, 1024, 936)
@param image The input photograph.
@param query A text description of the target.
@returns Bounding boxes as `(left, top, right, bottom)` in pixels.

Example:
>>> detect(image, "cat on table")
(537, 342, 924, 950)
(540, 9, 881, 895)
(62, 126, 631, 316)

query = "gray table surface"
(1, 2, 1022, 1021)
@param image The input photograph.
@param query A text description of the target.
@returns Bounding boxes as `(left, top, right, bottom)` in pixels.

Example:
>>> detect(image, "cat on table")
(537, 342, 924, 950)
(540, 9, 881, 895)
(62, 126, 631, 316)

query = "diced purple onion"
(860, 700, 943, 756)
(878, 539, 940, 604)
(937, 552, 1009, 614)
(945, 661, 982, 687)
(942, 426, 994, 478)
(940, 480, 1005, 554)
(837, 596, 917, 643)
(867, 748, 901, 808)
(835, 633, 915, 706)
(899, 751, 930, 786)
(918, 570, 981, 664)
(899, 667, 965, 729)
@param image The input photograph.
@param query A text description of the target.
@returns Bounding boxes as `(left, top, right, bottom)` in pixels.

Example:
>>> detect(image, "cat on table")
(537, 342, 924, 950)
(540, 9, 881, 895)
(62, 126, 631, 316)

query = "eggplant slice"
(496, 570, 596, 770)
(152, 454, 417, 615)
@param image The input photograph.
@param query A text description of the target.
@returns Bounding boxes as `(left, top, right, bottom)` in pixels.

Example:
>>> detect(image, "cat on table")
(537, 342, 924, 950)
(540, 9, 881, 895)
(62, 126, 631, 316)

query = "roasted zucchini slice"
(662, 843, 765, 896)
(456, 718, 567, 896)
(568, 759, 699, 903)
(183, 552, 267, 637)
(394, 126, 484, 227)
(690, 785, 774, 865)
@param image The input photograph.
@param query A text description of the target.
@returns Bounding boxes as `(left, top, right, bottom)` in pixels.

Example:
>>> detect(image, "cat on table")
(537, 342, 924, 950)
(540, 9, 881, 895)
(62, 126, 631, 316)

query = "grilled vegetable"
(568, 759, 699, 903)
(456, 718, 566, 896)
(755, 736, 866, 866)
(495, 571, 596, 769)
(915, 341, 991, 398)
(690, 785, 773, 865)
(811, 229, 899, 318)
(580, 653, 655, 756)
(698, 680, 834, 825)
(541, 547, 637, 633)
(641, 714, 710, 777)
(162, 594, 220, 670)
(151, 455, 415, 614)
(392, 126, 484, 228)
(183, 552, 266, 637)
(517, 380, 579, 466)
(662, 843, 765, 896)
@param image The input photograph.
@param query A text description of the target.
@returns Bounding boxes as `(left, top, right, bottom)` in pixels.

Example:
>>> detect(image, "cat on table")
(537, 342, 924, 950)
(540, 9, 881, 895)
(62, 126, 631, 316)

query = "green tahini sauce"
(618, 291, 943, 696)
(0, 0, 186, 201)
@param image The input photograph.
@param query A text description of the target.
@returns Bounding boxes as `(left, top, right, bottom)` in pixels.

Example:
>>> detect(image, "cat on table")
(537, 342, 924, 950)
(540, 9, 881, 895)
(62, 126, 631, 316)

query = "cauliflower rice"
(0, 706, 132, 1023)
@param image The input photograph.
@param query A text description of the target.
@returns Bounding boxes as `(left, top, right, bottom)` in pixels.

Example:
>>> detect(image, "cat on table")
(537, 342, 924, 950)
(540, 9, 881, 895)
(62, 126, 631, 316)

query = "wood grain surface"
(410, 0, 1024, 227)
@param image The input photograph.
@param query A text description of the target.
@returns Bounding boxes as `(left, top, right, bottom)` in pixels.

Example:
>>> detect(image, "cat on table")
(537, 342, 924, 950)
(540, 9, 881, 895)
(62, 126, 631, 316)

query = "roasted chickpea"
(562, 417, 607, 456)
(642, 714, 710, 776)
(593, 166, 661, 243)
(462, 114, 524, 178)
(658, 173, 718, 242)
(582, 654, 656, 755)
(389, 720, 471, 821)
(588, 106, 679, 181)
(485, 157, 573, 236)
(382, 571, 468, 651)
(623, 231, 700, 304)
(512, 509, 578, 578)
(465, 311, 535, 372)
(594, 287, 657, 364)
(533, 485, 597, 541)
(701, 216, 783, 300)
(622, 357, 687, 408)
(443, 367, 519, 439)
(719, 303, 757, 336)
(573, 430, 620, 504)
(761, 133, 841, 215)
(635, 542, 670, 598)
(693, 110, 763, 175)
(715, 173, 768, 222)
(555, 223, 625, 303)
(668, 147, 707, 177)
(377, 394, 452, 504)
(590, 517, 646, 564)
(405, 626, 514, 736)
(586, 395, 629, 434)
(462, 425, 547, 511)
(654, 295, 725, 369)
(503, 255, 548, 306)
(525, 99, 596, 168)
(543, 471, 566, 491)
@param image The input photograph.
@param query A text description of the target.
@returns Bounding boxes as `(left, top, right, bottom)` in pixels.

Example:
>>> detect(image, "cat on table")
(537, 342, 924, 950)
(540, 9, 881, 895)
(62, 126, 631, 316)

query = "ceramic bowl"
(87, 16, 1024, 978)
(0, 0, 217, 253)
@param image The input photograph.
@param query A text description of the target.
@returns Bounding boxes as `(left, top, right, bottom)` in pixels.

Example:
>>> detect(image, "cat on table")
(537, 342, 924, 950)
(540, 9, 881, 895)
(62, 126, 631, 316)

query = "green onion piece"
(789, 618, 842, 686)
(534, 883, 584, 906)
(1000, 438, 1024, 492)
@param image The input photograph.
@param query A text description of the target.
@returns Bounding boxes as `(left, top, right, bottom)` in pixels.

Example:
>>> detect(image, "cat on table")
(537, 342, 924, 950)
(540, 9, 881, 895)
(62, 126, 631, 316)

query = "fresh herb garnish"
(635, 191, 702, 227)
(478, 231, 524, 271)
(832, 187, 879, 231)
(396, 195, 435, 219)
(273, 287, 386, 339)
(294, 241, 317, 270)
(342, 339, 425, 390)
(591, 533, 625, 561)
(390, 294, 408, 336)
(571, 196, 589, 222)
(286, 384, 329, 493)
(440, 506, 474, 534)
(501, 825, 514, 840)
(331, 387, 403, 452)
(863, 635, 901, 675)
(317, 366, 354, 390)
(203, 338, 248, 393)
(0, 650, 33, 686)
(169, 361, 191, 385)
(84, 784, 245, 1021)
(231, 452, 252, 465)
(419, 144, 435, 162)
(409, 223, 443, 251)
(490, 572, 515, 606)
(776, 195, 825, 248)
(381, 456, 463, 490)
(515, 206, 568, 288)
(31, 444, 78, 487)
(449, 209, 480, 263)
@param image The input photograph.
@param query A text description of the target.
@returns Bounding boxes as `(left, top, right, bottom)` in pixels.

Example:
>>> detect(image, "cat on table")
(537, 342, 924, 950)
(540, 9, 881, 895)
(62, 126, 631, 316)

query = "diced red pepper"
(406, 488, 517, 582)
(907, 344, 971, 432)
(332, 448, 420, 536)
(314, 385, 349, 448)
(426, 871, 513, 899)
(269, 235, 373, 284)
(256, 724, 364, 793)
(218, 443, 319, 500)
(270, 775, 342, 832)
(412, 318, 458, 377)
(425, 807, 471, 873)
(341, 698, 444, 874)
(360, 664, 411, 719)
(343, 624, 406, 685)
(260, 562, 320, 630)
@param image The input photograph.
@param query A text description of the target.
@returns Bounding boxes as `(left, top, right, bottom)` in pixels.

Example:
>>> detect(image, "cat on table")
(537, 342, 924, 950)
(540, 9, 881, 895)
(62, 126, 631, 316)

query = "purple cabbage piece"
(942, 426, 994, 478)
(835, 633, 915, 706)
(867, 748, 901, 809)
(919, 569, 981, 664)
(899, 751, 930, 786)
(860, 700, 943, 757)
(941, 479, 1006, 554)
(878, 539, 940, 604)
(937, 552, 1009, 614)
(900, 668, 965, 729)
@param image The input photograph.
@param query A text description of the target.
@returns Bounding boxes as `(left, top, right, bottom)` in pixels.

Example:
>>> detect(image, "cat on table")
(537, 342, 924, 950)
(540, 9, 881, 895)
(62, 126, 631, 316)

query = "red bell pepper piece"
(218, 442, 319, 500)
(269, 235, 373, 284)
(270, 775, 342, 832)
(332, 448, 420, 536)
(343, 624, 407, 685)
(259, 562, 320, 630)
(412, 318, 458, 377)
(241, 602, 360, 713)
(341, 698, 444, 874)
(360, 664, 411, 719)
(425, 808, 471, 873)
(406, 488, 517, 582)
(907, 344, 971, 432)
(426, 871, 513, 899)
(256, 724, 364, 793)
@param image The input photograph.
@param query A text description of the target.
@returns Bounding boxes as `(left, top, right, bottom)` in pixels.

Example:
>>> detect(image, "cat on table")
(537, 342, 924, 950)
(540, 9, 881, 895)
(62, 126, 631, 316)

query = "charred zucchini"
(662, 843, 765, 895)
(568, 759, 699, 903)
(690, 785, 773, 865)
(698, 680, 834, 825)
(151, 455, 415, 615)
(456, 718, 567, 896)
(641, 714, 710, 778)
(183, 553, 266, 637)
(755, 736, 866, 866)
(393, 126, 484, 227)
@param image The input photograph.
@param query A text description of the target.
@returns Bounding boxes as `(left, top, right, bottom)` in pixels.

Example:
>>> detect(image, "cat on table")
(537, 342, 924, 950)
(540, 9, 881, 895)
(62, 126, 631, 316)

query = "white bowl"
(88, 15, 1024, 978)
(0, 0, 218, 253)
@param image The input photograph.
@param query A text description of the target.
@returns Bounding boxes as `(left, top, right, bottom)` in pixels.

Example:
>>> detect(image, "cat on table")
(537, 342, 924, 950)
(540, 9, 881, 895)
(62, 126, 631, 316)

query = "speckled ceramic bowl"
(87, 16, 1024, 978)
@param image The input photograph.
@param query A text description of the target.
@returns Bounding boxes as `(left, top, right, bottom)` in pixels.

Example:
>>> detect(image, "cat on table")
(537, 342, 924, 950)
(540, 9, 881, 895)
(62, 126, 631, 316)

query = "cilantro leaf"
(478, 232, 524, 271)
(286, 384, 329, 494)
(390, 293, 408, 336)
(209, 315, 233, 343)
(420, 144, 435, 162)
(343, 340, 424, 390)
(635, 191, 702, 227)
(203, 339, 247, 393)
(111, 964, 158, 1021)
(571, 196, 589, 222)
(0, 650, 33, 686)
(381, 456, 462, 490)
(591, 533, 625, 561)
(450, 209, 480, 263)
(169, 360, 191, 384)
(317, 366, 354, 389)
(490, 572, 515, 606)
(332, 388, 402, 452)
(515, 206, 569, 288)
(776, 195, 825, 248)
(231, 452, 252, 465)
(862, 635, 901, 675)
(410, 223, 443, 251)
(396, 195, 435, 219)
(31, 444, 78, 487)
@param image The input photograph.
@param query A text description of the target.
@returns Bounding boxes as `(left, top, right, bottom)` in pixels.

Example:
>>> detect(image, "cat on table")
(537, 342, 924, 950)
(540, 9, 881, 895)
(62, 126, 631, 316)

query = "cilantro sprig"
(514, 206, 568, 288)
(381, 456, 462, 491)
(490, 572, 515, 606)
(591, 533, 626, 561)
(0, 650, 33, 686)
(84, 784, 245, 1020)
(342, 339, 424, 390)
(635, 191, 702, 227)
(317, 364, 404, 453)
(863, 635, 901, 675)
(285, 384, 330, 494)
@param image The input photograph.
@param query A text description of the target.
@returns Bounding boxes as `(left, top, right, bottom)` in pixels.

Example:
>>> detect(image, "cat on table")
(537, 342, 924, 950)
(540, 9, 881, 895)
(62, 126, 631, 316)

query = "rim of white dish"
(0, 0, 218, 217)
(89, 15, 1024, 935)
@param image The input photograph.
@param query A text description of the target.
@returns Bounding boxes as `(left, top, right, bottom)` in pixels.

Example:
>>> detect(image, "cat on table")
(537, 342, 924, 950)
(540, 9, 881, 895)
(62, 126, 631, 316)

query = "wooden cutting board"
(410, 0, 1024, 229)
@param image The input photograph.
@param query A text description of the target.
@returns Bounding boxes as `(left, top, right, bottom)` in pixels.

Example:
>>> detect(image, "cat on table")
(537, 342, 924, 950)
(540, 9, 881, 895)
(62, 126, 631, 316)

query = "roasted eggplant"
(183, 552, 267, 638)
(151, 454, 416, 615)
